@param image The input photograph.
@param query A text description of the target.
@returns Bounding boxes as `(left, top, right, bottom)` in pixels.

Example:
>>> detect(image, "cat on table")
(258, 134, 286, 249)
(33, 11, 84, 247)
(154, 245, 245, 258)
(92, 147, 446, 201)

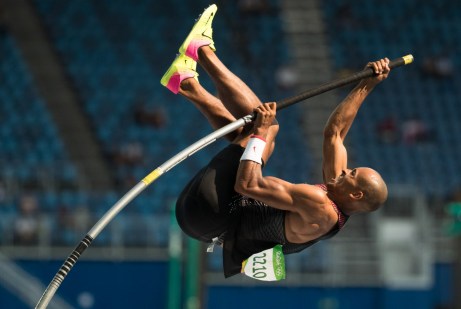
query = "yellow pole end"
(403, 54, 414, 65)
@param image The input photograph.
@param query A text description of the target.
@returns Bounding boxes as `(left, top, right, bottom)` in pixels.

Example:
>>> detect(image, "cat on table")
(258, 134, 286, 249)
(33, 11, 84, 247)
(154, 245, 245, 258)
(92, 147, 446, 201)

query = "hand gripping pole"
(35, 54, 413, 308)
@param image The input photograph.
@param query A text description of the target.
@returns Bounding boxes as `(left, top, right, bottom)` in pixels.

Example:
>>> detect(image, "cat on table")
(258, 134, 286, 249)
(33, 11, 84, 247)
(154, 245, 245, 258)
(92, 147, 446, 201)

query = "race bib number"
(241, 245, 286, 281)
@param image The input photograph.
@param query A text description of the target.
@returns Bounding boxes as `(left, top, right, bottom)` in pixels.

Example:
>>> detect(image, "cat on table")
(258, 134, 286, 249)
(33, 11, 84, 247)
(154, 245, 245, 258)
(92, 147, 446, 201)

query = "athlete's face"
(327, 167, 387, 214)
(327, 168, 359, 191)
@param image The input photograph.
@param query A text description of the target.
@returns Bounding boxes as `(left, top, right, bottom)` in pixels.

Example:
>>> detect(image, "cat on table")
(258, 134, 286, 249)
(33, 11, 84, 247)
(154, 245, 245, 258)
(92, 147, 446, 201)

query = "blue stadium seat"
(22, 0, 310, 246)
(322, 0, 461, 196)
(0, 32, 78, 189)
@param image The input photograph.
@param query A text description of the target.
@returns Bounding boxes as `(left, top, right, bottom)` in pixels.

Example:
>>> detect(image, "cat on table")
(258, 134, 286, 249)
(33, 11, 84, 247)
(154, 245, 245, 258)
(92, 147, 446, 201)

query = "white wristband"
(240, 135, 266, 164)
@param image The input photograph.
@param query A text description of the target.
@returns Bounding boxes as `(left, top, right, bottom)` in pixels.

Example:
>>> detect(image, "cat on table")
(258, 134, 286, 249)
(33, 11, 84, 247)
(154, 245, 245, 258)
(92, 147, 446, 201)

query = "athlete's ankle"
(179, 77, 195, 92)
(197, 45, 210, 61)
(185, 39, 213, 61)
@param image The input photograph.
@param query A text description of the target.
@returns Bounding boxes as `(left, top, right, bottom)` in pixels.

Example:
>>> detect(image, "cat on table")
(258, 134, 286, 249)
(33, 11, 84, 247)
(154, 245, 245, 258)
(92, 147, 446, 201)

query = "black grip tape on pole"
(276, 54, 414, 111)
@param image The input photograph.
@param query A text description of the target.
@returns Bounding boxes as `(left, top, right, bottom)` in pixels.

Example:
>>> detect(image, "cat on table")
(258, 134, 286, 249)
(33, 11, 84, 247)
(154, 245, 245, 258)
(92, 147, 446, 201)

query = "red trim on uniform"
(250, 135, 266, 142)
(316, 184, 348, 229)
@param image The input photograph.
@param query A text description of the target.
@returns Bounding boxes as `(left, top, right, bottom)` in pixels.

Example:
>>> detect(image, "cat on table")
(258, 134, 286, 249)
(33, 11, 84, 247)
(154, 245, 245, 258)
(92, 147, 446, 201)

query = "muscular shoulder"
(285, 184, 338, 240)
(291, 183, 330, 207)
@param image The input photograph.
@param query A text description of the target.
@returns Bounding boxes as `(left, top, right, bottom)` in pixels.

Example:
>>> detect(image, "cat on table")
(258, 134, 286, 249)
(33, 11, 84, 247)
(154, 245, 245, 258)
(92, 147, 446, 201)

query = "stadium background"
(0, 0, 459, 308)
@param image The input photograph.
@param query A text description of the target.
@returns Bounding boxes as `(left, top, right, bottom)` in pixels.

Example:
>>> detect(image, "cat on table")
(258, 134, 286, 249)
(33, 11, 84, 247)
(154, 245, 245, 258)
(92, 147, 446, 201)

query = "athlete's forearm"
(235, 161, 265, 196)
(235, 162, 296, 211)
(235, 102, 276, 197)
(324, 58, 390, 140)
(324, 80, 376, 140)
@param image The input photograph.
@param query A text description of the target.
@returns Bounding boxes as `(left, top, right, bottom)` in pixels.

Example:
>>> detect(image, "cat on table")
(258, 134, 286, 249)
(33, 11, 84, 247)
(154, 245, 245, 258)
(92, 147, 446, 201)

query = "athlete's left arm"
(322, 58, 390, 183)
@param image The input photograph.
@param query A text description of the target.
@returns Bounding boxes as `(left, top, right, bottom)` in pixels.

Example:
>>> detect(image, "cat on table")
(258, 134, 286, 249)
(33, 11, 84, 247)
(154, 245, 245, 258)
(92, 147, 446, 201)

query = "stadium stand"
(321, 0, 461, 197)
(0, 2, 458, 308)
(0, 29, 80, 240)
(0, 0, 456, 273)
(0, 31, 78, 190)
(0, 0, 309, 247)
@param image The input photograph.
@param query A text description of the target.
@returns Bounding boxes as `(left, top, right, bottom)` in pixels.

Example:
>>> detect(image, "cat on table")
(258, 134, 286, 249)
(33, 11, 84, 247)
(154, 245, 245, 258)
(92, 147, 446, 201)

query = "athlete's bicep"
(241, 177, 321, 212)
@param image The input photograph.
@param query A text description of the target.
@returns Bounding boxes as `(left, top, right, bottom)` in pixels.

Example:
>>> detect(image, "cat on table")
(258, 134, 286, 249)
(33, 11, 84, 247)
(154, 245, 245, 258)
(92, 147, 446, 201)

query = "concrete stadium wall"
(0, 261, 453, 309)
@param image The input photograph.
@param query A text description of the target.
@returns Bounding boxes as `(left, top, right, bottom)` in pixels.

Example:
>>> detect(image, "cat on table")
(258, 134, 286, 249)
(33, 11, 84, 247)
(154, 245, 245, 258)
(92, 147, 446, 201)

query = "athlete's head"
(326, 167, 388, 215)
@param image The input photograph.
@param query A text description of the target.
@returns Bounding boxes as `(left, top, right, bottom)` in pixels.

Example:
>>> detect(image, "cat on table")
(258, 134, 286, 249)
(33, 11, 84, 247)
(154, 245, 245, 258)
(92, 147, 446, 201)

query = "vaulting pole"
(35, 54, 413, 309)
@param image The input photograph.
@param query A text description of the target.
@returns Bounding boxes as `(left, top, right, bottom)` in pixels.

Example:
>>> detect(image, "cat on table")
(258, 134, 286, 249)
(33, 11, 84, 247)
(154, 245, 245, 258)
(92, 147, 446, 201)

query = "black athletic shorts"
(175, 144, 244, 242)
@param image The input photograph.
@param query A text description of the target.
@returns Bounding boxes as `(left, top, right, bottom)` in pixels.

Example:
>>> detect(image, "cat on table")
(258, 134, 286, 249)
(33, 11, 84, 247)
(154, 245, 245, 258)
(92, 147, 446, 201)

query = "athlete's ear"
(350, 191, 364, 200)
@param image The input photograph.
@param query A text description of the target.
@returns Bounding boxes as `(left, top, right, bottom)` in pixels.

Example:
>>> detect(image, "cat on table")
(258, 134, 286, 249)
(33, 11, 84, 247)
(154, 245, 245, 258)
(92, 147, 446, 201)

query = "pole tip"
(402, 54, 414, 65)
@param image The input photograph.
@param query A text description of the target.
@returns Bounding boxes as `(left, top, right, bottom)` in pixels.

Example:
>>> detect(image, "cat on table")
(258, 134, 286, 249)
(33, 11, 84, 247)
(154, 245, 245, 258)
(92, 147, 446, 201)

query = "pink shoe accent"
(185, 39, 213, 61)
(166, 72, 195, 94)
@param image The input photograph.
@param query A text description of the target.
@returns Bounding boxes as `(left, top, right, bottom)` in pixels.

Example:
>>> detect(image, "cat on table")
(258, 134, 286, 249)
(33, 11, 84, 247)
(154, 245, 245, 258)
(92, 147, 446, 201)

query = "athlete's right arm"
(235, 102, 325, 212)
(234, 170, 325, 213)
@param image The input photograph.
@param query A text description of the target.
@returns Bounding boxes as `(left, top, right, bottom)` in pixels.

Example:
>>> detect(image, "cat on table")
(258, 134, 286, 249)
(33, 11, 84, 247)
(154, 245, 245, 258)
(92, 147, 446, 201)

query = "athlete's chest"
(284, 203, 338, 243)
